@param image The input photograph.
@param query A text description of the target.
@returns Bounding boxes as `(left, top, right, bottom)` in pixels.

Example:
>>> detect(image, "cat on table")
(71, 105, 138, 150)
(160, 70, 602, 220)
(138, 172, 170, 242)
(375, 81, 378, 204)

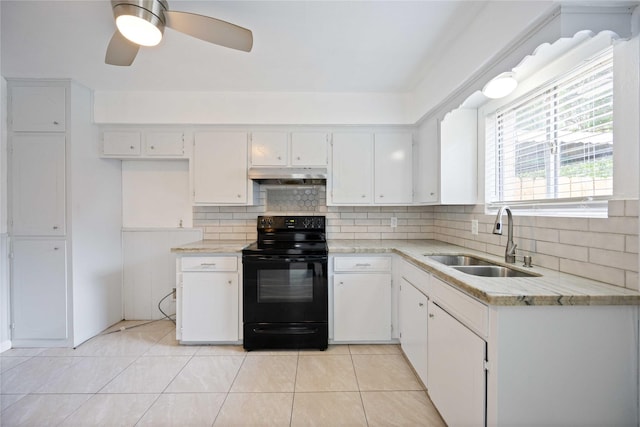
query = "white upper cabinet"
(250, 132, 288, 166)
(330, 132, 374, 204)
(10, 134, 66, 236)
(440, 109, 478, 204)
(414, 118, 439, 203)
(101, 130, 186, 158)
(250, 131, 328, 167)
(193, 131, 253, 205)
(102, 131, 141, 157)
(10, 85, 66, 132)
(374, 133, 413, 204)
(329, 131, 413, 205)
(291, 132, 328, 166)
(144, 131, 185, 156)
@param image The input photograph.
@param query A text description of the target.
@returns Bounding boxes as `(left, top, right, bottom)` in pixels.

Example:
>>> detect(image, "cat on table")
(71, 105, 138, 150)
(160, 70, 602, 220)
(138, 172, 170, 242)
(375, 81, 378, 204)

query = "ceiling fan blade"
(105, 30, 140, 66)
(164, 10, 253, 52)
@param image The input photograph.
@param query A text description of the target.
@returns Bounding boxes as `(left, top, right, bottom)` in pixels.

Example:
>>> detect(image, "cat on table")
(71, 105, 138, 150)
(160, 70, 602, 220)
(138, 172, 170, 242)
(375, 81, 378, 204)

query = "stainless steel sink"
(425, 254, 494, 266)
(451, 265, 540, 278)
(426, 254, 541, 278)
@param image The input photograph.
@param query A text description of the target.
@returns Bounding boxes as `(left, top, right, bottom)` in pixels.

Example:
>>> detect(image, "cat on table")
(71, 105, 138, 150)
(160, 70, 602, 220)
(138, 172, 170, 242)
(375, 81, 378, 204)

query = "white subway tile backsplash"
(192, 192, 638, 290)
(560, 259, 626, 288)
(589, 248, 638, 272)
(559, 230, 625, 252)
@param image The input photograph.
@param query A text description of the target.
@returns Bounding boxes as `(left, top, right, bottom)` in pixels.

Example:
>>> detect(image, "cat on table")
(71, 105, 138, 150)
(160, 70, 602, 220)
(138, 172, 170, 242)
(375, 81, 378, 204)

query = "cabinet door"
(440, 109, 478, 204)
(291, 132, 328, 166)
(144, 132, 185, 156)
(181, 272, 239, 342)
(102, 131, 141, 157)
(250, 132, 288, 166)
(415, 118, 439, 203)
(333, 273, 391, 341)
(12, 239, 68, 340)
(193, 132, 248, 204)
(399, 279, 428, 385)
(427, 301, 485, 427)
(374, 133, 413, 204)
(10, 85, 66, 132)
(11, 134, 66, 236)
(330, 133, 373, 204)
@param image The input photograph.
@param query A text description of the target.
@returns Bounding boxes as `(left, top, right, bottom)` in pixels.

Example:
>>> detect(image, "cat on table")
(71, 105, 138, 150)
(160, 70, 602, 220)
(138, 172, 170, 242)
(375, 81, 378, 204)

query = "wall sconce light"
(482, 72, 518, 99)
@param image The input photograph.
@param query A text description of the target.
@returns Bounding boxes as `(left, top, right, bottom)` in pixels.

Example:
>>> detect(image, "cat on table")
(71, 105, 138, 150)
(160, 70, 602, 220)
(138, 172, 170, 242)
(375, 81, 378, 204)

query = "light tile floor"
(0, 320, 446, 426)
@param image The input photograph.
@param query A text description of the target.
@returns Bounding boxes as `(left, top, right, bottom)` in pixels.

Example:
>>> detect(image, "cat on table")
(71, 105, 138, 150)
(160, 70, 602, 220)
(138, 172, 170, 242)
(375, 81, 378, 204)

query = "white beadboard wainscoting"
(122, 228, 202, 320)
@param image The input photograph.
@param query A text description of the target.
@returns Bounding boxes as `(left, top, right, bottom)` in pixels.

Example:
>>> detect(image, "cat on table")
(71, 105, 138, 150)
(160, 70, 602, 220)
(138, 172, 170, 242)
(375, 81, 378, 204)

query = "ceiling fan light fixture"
(113, 2, 166, 46)
(482, 72, 518, 99)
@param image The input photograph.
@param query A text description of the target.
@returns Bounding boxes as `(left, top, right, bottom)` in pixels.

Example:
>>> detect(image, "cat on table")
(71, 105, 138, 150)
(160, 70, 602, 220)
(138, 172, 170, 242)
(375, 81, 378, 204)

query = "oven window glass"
(257, 264, 314, 303)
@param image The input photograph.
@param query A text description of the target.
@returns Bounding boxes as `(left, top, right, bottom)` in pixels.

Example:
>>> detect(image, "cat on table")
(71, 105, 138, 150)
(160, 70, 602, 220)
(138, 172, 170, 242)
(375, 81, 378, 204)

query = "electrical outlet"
(471, 219, 479, 235)
(390, 217, 398, 228)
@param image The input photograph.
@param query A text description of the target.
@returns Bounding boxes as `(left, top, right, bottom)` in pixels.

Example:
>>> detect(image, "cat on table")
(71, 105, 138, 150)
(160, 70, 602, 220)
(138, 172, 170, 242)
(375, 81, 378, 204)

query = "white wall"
(69, 82, 123, 347)
(93, 91, 411, 125)
(0, 0, 10, 352)
(122, 160, 192, 228)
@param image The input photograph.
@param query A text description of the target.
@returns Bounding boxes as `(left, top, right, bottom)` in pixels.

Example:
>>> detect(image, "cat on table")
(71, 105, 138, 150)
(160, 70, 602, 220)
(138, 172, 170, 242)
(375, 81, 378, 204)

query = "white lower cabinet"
(11, 239, 68, 341)
(427, 300, 486, 427)
(332, 255, 392, 342)
(177, 255, 240, 343)
(399, 277, 428, 385)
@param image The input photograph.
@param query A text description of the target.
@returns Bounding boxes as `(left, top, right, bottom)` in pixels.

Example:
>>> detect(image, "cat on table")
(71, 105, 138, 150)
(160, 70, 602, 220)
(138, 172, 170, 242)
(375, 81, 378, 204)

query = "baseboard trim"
(0, 339, 12, 353)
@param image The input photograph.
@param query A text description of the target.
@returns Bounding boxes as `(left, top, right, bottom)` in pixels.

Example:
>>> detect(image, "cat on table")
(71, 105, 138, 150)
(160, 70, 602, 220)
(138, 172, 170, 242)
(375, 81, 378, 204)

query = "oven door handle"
(251, 256, 327, 263)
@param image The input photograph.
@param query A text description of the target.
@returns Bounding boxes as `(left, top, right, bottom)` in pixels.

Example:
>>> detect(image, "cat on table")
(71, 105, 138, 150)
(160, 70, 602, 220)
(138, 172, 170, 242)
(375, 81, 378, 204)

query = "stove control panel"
(258, 216, 325, 230)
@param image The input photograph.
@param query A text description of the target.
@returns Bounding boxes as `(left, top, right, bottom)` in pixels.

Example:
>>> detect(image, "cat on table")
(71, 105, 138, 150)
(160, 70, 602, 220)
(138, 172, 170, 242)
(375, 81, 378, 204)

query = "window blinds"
(486, 49, 613, 207)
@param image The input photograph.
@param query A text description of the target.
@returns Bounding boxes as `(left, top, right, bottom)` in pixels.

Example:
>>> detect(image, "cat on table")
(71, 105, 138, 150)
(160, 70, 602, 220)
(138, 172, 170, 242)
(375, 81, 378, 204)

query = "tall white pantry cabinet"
(7, 79, 122, 348)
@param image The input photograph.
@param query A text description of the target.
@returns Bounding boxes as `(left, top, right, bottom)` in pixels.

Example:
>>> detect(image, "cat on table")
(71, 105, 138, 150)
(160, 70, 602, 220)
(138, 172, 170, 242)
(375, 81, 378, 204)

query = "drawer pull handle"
(355, 263, 371, 267)
(200, 263, 217, 266)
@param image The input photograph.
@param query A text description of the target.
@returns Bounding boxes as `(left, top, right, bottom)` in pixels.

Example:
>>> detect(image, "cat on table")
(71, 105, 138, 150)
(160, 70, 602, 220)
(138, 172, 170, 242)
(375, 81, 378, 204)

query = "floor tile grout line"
(210, 350, 248, 426)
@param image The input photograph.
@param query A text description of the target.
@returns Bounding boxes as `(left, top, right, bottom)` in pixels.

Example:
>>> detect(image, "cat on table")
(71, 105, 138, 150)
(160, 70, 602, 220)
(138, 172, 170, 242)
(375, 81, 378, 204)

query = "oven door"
(242, 254, 328, 324)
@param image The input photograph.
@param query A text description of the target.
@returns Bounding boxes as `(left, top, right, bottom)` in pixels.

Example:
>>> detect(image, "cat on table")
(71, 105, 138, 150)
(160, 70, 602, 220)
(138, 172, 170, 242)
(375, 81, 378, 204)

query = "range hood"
(248, 167, 327, 185)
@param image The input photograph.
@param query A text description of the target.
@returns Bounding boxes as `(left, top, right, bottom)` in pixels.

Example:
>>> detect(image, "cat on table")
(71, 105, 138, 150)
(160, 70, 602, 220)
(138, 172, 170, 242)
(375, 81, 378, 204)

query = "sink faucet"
(492, 206, 517, 263)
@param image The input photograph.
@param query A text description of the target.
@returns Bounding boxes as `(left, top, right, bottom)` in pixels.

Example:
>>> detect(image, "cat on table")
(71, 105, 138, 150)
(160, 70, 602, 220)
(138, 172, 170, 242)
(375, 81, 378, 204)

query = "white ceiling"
(0, 0, 489, 93)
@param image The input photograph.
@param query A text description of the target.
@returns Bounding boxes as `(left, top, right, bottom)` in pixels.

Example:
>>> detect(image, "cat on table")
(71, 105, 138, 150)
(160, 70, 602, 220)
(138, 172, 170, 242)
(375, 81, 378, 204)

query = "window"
(485, 48, 613, 215)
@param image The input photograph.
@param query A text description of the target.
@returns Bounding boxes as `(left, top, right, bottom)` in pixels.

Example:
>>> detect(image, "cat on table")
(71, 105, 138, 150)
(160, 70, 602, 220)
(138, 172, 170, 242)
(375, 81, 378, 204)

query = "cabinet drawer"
(334, 256, 391, 272)
(431, 276, 488, 338)
(181, 256, 238, 272)
(400, 260, 431, 296)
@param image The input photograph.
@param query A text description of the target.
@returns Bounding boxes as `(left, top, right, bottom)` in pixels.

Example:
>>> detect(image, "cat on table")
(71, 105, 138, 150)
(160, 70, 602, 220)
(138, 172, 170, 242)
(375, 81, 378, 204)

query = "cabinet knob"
(429, 313, 434, 318)
(150, 145, 155, 150)
(277, 156, 282, 160)
(228, 280, 232, 285)
(379, 195, 384, 198)
(361, 195, 366, 198)
(53, 226, 59, 230)
(430, 192, 435, 196)
(237, 194, 242, 198)
(339, 281, 344, 285)
(130, 146, 135, 150)
(296, 156, 301, 160)
(418, 302, 424, 307)
(53, 121, 59, 125)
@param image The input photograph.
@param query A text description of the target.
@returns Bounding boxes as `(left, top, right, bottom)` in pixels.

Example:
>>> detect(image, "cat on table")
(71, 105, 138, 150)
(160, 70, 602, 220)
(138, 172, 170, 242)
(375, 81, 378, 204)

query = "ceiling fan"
(105, 0, 253, 66)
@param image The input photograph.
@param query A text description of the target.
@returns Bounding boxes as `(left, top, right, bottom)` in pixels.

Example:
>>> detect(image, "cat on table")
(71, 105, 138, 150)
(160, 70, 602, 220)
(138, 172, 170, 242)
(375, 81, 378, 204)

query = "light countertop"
(171, 238, 640, 306)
